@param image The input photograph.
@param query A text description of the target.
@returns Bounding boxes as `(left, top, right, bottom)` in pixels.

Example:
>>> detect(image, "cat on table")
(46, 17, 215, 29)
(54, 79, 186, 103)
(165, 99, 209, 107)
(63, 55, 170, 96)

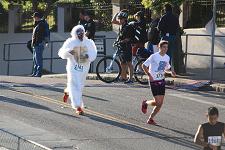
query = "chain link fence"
(0, 129, 52, 150)
(185, 0, 225, 28)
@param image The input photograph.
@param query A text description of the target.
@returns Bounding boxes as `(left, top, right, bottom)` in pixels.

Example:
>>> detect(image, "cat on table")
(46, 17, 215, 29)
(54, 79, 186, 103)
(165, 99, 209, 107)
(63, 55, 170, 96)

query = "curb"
(211, 84, 225, 93)
(0, 147, 9, 150)
(42, 74, 225, 93)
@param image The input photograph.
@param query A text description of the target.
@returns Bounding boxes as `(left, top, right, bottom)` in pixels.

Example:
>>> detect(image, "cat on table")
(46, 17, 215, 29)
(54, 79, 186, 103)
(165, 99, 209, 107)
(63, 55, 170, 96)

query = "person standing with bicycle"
(141, 40, 176, 125)
(112, 10, 134, 84)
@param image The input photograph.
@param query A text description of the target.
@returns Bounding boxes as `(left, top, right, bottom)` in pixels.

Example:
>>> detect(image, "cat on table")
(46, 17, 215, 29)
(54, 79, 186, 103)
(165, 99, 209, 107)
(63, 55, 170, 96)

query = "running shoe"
(141, 100, 148, 114)
(124, 79, 134, 84)
(118, 78, 127, 82)
(76, 107, 84, 115)
(147, 118, 157, 125)
(63, 92, 69, 103)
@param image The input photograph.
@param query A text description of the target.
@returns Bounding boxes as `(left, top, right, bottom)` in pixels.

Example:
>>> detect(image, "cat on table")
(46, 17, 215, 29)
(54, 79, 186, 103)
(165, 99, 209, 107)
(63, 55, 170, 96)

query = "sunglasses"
(76, 29, 84, 36)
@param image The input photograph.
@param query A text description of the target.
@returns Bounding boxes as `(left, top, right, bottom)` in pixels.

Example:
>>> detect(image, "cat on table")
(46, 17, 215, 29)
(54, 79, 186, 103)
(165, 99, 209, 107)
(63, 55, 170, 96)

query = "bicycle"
(96, 41, 149, 84)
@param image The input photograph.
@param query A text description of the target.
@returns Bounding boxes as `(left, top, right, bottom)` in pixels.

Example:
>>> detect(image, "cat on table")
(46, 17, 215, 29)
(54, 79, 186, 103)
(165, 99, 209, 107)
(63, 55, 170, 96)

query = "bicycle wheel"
(96, 56, 121, 83)
(134, 59, 149, 85)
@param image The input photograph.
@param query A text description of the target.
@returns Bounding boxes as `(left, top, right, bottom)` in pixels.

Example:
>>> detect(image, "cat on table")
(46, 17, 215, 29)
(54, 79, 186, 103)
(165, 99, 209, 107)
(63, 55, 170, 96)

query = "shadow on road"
(83, 94, 110, 102)
(171, 87, 225, 99)
(1, 81, 111, 102)
(0, 96, 78, 119)
(156, 125, 194, 138)
(85, 113, 200, 150)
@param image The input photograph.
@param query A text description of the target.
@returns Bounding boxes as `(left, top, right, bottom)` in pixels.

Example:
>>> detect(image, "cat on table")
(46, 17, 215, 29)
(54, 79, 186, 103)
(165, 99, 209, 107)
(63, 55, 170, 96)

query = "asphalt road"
(0, 76, 225, 150)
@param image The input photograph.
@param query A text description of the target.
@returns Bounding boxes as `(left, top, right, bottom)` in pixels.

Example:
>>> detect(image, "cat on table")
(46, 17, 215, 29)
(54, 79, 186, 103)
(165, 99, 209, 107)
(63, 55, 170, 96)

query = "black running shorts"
(150, 79, 166, 96)
(119, 45, 132, 63)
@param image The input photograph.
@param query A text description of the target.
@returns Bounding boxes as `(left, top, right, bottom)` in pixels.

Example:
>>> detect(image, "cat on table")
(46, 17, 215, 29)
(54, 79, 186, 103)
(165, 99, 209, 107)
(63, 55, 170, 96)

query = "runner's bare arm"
(111, 13, 121, 25)
(165, 69, 176, 77)
(120, 38, 130, 43)
(142, 64, 153, 81)
(194, 125, 207, 147)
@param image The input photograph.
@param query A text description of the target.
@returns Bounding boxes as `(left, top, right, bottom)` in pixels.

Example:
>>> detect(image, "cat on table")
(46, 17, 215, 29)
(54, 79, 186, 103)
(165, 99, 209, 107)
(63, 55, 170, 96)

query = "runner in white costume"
(58, 25, 97, 115)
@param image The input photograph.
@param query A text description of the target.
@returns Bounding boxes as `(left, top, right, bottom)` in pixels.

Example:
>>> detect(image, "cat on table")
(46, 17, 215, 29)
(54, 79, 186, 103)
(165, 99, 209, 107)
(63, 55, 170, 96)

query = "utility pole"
(210, 0, 216, 83)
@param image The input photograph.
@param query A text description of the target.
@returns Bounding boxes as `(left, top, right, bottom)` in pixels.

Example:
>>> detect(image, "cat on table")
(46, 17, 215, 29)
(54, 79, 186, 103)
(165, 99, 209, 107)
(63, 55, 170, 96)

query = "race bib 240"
(208, 136, 222, 146)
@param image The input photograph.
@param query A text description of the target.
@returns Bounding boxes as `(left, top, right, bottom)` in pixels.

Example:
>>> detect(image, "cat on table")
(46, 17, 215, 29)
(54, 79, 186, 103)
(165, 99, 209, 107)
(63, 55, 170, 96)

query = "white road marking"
(168, 93, 225, 109)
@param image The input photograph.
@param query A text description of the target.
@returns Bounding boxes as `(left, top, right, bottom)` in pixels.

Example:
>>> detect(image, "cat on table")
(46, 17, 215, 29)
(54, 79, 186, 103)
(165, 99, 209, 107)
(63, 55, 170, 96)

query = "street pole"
(210, 0, 216, 83)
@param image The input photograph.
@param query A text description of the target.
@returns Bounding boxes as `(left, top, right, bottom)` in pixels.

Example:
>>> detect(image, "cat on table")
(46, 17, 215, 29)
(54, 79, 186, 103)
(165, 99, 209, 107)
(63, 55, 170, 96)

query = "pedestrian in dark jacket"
(84, 11, 96, 40)
(31, 12, 46, 77)
(158, 3, 180, 66)
(78, 9, 87, 27)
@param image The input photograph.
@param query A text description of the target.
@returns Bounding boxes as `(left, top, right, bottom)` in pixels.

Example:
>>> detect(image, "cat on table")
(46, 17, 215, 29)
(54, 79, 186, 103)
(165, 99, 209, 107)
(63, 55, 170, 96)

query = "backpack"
(129, 21, 147, 44)
(134, 26, 147, 43)
(43, 20, 50, 43)
(127, 23, 137, 44)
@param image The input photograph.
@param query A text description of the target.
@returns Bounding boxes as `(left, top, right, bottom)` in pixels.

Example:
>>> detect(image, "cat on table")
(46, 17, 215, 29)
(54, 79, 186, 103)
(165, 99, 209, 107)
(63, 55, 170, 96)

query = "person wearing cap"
(31, 12, 46, 77)
(130, 11, 147, 56)
(194, 107, 225, 150)
(112, 10, 134, 84)
(83, 11, 96, 40)
(58, 25, 97, 115)
(141, 40, 176, 125)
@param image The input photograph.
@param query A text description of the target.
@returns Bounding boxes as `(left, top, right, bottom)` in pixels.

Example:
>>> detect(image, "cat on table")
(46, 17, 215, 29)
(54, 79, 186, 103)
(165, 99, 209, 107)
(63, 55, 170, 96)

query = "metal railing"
(2, 35, 225, 79)
(3, 37, 109, 75)
(184, 33, 225, 69)
(3, 41, 61, 76)
(0, 129, 52, 150)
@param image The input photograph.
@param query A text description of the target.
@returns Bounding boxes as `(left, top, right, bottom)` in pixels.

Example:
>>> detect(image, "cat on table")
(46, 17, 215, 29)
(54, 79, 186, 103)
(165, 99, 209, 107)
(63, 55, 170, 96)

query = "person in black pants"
(194, 107, 225, 150)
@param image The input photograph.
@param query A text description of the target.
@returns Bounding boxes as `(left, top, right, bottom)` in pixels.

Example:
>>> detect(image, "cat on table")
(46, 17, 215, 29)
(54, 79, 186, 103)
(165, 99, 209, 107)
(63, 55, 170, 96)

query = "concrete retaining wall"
(0, 28, 224, 77)
(182, 28, 225, 69)
(0, 31, 117, 76)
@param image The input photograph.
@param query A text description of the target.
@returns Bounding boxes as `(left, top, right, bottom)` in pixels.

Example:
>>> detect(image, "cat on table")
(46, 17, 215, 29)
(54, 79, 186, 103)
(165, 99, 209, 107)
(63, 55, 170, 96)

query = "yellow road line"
(8, 89, 157, 133)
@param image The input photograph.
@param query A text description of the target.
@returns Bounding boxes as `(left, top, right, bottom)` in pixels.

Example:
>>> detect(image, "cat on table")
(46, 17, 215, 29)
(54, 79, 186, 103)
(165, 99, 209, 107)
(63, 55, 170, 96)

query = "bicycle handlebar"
(113, 40, 120, 47)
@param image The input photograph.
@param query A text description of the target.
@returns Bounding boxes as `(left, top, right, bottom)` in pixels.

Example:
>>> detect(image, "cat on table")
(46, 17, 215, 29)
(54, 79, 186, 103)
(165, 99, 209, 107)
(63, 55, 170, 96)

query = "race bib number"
(156, 72, 164, 80)
(74, 64, 84, 72)
(208, 136, 222, 146)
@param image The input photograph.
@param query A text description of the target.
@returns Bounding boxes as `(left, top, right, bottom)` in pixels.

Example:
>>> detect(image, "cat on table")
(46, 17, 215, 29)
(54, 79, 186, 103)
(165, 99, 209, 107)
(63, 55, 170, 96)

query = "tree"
(4, 0, 83, 17)
(142, 0, 186, 74)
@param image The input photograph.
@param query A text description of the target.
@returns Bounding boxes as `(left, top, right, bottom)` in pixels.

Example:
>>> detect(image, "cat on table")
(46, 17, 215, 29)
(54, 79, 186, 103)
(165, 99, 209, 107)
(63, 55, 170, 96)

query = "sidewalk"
(42, 73, 225, 93)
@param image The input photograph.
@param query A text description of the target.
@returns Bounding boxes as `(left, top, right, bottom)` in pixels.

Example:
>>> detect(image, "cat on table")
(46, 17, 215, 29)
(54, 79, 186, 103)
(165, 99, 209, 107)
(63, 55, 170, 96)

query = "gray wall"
(0, 31, 117, 76)
(182, 28, 225, 69)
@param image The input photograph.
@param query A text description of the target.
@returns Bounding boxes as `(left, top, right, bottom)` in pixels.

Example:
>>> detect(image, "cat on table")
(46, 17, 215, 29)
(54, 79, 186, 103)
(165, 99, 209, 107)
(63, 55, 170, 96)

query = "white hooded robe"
(58, 25, 97, 109)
